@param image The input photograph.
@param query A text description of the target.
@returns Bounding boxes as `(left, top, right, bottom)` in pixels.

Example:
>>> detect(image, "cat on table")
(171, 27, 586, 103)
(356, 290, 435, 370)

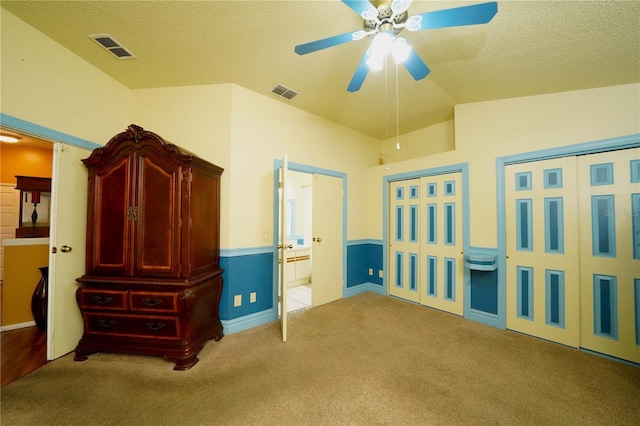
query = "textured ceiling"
(2, 1, 639, 140)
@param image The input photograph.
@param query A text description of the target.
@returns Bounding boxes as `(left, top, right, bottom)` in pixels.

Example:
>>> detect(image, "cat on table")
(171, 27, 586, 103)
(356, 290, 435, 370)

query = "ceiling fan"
(295, 0, 498, 92)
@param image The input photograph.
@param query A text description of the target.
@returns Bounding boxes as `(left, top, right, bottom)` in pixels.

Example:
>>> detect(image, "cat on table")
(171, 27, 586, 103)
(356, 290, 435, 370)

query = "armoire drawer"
(80, 289, 128, 311)
(130, 291, 179, 313)
(84, 313, 180, 340)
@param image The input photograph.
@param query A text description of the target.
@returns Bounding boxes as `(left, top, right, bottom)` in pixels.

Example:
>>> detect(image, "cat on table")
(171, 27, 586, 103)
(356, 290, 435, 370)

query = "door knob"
(316, 237, 322, 243)
(60, 245, 72, 253)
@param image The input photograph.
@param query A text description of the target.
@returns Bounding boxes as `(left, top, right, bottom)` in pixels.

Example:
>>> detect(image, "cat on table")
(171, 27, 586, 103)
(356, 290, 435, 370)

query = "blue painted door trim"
(0, 113, 100, 150)
(272, 159, 348, 315)
(496, 133, 640, 330)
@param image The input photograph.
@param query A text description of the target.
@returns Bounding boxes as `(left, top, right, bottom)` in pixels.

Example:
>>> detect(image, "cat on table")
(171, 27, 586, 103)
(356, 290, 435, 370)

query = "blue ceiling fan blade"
(347, 52, 370, 92)
(413, 1, 498, 31)
(342, 0, 375, 16)
(295, 31, 359, 55)
(403, 50, 430, 81)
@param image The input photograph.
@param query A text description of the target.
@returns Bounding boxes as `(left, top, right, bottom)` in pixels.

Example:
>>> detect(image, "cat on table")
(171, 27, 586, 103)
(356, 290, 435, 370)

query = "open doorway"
(275, 159, 346, 329)
(280, 170, 313, 313)
(0, 129, 53, 385)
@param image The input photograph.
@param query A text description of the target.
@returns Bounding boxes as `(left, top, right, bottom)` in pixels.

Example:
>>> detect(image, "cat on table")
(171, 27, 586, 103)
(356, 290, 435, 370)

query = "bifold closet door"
(419, 173, 464, 315)
(505, 157, 580, 347)
(388, 179, 421, 303)
(577, 148, 640, 363)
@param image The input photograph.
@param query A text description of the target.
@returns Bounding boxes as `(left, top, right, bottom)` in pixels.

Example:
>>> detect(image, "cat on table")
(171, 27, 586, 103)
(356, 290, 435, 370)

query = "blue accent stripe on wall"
(633, 194, 640, 260)
(545, 197, 564, 254)
(545, 270, 565, 328)
(409, 253, 418, 291)
(593, 274, 618, 340)
(444, 258, 455, 300)
(427, 203, 437, 244)
(410, 205, 418, 242)
(445, 203, 455, 245)
(395, 252, 403, 288)
(516, 199, 533, 251)
(517, 266, 533, 320)
(396, 205, 404, 241)
(591, 195, 616, 257)
(635, 279, 640, 346)
(427, 256, 437, 296)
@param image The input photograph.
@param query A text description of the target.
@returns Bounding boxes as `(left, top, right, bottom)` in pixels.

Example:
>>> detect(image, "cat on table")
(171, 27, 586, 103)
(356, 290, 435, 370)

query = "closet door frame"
(496, 134, 640, 332)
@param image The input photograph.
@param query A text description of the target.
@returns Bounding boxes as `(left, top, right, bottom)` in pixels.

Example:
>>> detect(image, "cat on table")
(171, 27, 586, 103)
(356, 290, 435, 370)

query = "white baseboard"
(1, 321, 36, 332)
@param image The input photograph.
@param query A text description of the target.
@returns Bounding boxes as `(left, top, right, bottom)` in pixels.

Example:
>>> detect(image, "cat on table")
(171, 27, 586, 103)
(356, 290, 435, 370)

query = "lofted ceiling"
(2, 0, 639, 140)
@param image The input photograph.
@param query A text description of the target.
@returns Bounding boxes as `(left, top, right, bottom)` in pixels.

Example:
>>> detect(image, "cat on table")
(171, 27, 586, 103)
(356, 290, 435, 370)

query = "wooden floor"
(1, 326, 48, 387)
(1, 283, 49, 387)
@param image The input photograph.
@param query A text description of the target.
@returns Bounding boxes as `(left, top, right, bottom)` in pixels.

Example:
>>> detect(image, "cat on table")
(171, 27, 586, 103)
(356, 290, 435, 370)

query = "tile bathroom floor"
(287, 284, 311, 313)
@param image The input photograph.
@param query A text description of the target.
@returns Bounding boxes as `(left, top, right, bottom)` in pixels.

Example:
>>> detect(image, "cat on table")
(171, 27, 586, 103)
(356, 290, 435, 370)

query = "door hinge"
(278, 182, 283, 189)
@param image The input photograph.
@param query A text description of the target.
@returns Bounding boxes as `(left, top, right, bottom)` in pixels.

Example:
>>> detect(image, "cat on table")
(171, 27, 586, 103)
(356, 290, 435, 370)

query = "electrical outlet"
(234, 294, 242, 307)
(368, 268, 373, 276)
(250, 292, 257, 303)
(378, 270, 384, 278)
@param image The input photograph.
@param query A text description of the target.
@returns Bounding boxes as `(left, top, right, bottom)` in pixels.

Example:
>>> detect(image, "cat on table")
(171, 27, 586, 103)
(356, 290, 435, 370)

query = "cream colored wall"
(379, 120, 455, 164)
(228, 85, 380, 248)
(367, 83, 640, 247)
(0, 9, 131, 144)
(130, 84, 380, 249)
(2, 242, 49, 326)
(130, 84, 233, 246)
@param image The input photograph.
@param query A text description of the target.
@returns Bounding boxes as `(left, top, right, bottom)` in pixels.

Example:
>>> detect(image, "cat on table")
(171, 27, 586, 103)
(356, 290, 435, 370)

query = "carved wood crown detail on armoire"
(74, 124, 224, 370)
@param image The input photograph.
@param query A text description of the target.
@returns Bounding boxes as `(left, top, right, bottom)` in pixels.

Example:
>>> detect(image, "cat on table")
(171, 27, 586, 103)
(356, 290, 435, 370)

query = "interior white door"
(279, 155, 289, 342)
(577, 148, 640, 363)
(419, 173, 464, 315)
(505, 157, 580, 348)
(311, 173, 343, 307)
(388, 179, 421, 303)
(47, 143, 89, 359)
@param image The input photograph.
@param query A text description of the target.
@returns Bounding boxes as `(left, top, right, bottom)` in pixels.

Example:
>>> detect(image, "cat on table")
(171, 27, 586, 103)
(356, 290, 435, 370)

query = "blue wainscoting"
(220, 241, 386, 334)
(219, 248, 274, 322)
(346, 240, 383, 288)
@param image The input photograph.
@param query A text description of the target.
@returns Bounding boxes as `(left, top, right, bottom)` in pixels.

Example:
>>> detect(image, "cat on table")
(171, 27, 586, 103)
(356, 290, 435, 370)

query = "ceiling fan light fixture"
(391, 37, 412, 64)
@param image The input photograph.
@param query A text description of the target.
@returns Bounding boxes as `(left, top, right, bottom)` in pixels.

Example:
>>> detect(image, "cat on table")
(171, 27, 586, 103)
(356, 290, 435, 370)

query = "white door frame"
(272, 160, 347, 319)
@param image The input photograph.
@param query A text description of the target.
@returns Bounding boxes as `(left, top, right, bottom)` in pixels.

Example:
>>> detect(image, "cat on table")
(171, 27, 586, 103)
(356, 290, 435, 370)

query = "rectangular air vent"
(89, 34, 136, 59)
(271, 84, 299, 100)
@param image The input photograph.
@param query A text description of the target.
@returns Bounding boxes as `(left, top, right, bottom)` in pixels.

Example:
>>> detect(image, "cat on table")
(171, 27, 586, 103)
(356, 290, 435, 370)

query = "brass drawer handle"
(145, 322, 166, 332)
(97, 319, 116, 328)
(92, 296, 113, 305)
(142, 298, 163, 307)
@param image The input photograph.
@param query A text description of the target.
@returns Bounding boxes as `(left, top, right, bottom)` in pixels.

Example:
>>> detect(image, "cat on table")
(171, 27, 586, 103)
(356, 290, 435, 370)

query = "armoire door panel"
(88, 155, 133, 276)
(189, 169, 222, 277)
(135, 154, 181, 277)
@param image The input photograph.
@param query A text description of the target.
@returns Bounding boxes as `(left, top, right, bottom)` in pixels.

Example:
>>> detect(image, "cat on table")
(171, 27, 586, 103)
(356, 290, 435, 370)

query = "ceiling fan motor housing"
(363, 3, 408, 36)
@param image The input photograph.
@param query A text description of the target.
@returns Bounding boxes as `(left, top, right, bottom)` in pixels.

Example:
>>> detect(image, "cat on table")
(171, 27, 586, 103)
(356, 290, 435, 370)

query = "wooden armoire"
(74, 124, 224, 370)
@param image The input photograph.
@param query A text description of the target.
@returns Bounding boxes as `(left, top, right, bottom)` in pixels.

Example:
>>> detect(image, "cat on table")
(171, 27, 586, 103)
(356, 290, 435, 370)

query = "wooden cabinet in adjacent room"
(74, 124, 224, 370)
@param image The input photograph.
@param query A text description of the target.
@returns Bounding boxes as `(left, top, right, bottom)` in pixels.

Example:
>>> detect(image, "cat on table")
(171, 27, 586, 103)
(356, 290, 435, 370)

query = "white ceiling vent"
(271, 84, 299, 100)
(89, 34, 136, 59)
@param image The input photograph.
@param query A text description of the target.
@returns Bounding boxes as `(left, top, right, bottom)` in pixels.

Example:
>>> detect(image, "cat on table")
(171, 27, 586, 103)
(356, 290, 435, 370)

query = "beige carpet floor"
(2, 292, 639, 425)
